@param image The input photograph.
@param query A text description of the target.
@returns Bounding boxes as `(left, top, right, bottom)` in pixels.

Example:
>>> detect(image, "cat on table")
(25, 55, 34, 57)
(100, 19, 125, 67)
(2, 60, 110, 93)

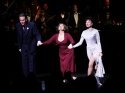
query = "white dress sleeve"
(95, 56, 105, 77)
(95, 30, 105, 77)
(73, 32, 84, 48)
(95, 31, 102, 52)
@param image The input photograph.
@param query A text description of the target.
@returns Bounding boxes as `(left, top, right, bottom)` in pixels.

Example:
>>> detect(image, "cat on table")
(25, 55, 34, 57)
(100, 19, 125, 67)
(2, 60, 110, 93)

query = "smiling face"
(85, 19, 93, 28)
(19, 16, 26, 26)
(58, 23, 65, 31)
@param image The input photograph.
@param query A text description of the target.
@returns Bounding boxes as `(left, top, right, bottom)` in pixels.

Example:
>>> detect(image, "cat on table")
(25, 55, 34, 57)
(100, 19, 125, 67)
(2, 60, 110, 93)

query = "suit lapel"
(24, 22, 29, 37)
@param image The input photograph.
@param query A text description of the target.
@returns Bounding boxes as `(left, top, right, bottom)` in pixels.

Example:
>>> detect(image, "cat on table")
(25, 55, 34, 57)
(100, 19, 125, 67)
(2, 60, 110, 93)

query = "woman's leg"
(87, 55, 95, 76)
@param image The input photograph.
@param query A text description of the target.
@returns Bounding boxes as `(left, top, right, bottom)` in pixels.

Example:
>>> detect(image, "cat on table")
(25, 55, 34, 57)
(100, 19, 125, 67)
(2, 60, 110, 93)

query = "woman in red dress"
(41, 23, 76, 82)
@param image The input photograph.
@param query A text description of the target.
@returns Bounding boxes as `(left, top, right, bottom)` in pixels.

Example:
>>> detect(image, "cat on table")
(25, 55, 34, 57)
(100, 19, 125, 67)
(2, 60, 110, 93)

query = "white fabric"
(95, 56, 105, 77)
(73, 28, 105, 77)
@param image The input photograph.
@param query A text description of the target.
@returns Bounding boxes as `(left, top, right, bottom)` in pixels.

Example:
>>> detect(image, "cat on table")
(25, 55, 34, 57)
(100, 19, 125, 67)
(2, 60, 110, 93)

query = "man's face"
(19, 16, 26, 26)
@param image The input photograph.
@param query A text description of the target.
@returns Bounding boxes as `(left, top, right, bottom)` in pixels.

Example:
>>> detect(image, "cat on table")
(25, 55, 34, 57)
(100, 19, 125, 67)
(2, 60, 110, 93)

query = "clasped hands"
(19, 41, 43, 52)
(68, 44, 73, 49)
(37, 41, 43, 46)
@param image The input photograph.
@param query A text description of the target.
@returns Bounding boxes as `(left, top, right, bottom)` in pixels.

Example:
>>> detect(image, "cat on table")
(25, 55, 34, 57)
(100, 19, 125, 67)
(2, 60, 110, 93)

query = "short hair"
(85, 16, 93, 22)
(19, 13, 27, 20)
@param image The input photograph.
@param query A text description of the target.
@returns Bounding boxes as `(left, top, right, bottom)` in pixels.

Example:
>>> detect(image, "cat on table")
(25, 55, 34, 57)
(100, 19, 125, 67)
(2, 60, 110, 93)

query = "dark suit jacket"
(16, 21, 41, 54)
(68, 12, 84, 34)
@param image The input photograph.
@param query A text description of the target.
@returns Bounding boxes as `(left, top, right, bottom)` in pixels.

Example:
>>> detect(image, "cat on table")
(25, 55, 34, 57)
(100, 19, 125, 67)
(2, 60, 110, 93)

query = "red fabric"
(43, 33, 76, 76)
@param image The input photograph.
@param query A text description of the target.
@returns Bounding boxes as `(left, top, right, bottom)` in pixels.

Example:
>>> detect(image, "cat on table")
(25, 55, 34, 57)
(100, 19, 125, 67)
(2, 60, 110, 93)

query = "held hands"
(37, 41, 43, 46)
(68, 44, 73, 49)
(19, 41, 42, 52)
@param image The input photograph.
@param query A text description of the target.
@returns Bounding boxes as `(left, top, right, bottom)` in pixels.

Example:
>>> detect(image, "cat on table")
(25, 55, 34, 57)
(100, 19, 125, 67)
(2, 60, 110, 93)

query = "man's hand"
(37, 41, 42, 46)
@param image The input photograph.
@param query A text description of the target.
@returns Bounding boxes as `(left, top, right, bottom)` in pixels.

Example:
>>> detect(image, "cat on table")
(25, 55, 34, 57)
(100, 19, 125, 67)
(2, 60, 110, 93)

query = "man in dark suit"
(68, 3, 84, 42)
(16, 13, 42, 78)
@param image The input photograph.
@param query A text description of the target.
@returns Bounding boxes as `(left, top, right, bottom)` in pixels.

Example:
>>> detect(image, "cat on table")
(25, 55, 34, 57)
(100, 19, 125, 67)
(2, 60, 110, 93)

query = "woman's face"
(58, 24, 64, 31)
(85, 19, 93, 28)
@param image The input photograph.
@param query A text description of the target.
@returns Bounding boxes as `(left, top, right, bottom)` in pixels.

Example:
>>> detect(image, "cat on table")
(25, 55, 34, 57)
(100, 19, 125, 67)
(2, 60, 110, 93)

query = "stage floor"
(3, 72, 112, 93)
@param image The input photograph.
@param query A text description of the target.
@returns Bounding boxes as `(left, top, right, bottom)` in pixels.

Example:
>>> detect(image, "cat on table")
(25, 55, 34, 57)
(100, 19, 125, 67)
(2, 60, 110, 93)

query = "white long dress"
(73, 28, 105, 77)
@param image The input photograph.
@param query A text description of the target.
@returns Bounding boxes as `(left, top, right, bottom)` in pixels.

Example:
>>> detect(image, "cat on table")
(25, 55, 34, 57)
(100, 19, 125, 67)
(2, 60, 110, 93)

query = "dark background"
(0, 0, 124, 92)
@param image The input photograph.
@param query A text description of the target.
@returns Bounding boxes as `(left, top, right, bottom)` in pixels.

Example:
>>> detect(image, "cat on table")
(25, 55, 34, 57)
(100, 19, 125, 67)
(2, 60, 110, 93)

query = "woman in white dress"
(68, 17, 105, 86)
